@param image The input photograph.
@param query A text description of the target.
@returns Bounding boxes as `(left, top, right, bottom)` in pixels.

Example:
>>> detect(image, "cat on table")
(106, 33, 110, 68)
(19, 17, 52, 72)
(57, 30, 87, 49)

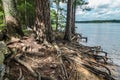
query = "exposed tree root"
(87, 61, 111, 75)
(83, 64, 115, 80)
(53, 43, 69, 80)
(14, 54, 38, 77)
(17, 68, 22, 80)
(71, 33, 88, 42)
(36, 71, 41, 80)
(3, 35, 116, 80)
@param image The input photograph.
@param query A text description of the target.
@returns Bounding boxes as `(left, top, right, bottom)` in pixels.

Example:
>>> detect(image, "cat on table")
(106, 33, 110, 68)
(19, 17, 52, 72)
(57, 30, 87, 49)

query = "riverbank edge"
(0, 32, 116, 80)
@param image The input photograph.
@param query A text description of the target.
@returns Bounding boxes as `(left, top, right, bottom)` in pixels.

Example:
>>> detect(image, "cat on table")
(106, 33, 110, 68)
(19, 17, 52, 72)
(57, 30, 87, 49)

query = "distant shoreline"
(75, 20, 120, 23)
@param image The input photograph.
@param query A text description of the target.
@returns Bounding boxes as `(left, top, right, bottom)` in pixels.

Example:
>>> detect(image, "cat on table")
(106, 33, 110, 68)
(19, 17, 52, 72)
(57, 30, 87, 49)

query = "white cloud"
(105, 10, 120, 15)
(88, 0, 111, 9)
(76, 0, 120, 20)
(109, 0, 120, 8)
(88, 0, 120, 9)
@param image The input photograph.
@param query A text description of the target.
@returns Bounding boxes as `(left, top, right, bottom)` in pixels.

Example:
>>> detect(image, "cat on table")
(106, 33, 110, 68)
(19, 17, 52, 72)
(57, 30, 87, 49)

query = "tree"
(64, 0, 73, 41)
(34, 0, 53, 43)
(0, 0, 4, 27)
(17, 0, 35, 28)
(65, 0, 89, 37)
(53, 0, 60, 31)
(71, 0, 76, 34)
(2, 0, 24, 39)
(71, 0, 88, 34)
(52, 0, 67, 31)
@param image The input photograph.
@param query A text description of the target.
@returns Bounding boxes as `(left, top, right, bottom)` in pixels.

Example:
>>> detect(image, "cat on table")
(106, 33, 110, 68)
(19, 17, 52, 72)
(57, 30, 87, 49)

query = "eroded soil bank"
(0, 33, 116, 80)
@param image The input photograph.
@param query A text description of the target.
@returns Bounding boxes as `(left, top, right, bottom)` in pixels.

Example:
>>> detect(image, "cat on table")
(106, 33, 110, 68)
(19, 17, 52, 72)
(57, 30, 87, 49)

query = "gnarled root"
(17, 68, 25, 80)
(14, 54, 37, 77)
(83, 64, 115, 80)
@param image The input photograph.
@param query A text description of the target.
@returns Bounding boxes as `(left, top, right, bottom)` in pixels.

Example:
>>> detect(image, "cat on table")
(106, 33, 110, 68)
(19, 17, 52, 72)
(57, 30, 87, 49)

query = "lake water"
(76, 23, 120, 66)
(76, 23, 120, 79)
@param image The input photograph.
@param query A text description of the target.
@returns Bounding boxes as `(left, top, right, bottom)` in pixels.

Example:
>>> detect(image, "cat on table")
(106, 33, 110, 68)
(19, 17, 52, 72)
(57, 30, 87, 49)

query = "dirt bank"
(0, 34, 114, 80)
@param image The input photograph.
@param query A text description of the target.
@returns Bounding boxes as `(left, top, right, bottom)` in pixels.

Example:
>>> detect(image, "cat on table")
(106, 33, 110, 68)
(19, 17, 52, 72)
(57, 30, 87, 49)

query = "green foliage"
(50, 8, 66, 31)
(50, 0, 66, 31)
(74, 0, 91, 11)
(0, 3, 5, 29)
(0, 0, 35, 29)
(74, 0, 86, 6)
(0, 11, 3, 16)
(17, 0, 34, 15)
(50, 9, 56, 24)
(17, 0, 35, 27)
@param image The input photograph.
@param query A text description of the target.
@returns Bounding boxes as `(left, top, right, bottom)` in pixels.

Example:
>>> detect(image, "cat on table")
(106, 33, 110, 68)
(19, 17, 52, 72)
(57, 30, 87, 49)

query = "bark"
(25, 0, 28, 28)
(71, 0, 76, 35)
(2, 0, 24, 38)
(55, 0, 60, 31)
(34, 0, 53, 43)
(64, 0, 73, 41)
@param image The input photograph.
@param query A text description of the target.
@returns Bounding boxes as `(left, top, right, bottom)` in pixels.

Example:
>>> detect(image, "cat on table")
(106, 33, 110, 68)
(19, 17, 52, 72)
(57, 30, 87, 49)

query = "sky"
(76, 0, 120, 21)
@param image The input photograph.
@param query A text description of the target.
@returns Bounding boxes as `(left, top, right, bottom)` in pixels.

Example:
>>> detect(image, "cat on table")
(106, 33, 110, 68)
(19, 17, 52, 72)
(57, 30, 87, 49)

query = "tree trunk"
(25, 0, 28, 28)
(64, 0, 73, 41)
(2, 0, 24, 39)
(71, 0, 76, 35)
(55, 0, 60, 31)
(34, 0, 53, 43)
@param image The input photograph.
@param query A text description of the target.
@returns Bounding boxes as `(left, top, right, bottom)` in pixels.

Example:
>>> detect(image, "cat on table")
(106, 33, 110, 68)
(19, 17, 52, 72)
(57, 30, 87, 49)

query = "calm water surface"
(76, 23, 120, 65)
(76, 23, 120, 79)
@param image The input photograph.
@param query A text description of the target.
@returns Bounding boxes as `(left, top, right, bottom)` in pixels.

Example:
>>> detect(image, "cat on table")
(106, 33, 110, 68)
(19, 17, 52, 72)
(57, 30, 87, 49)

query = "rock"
(0, 41, 10, 79)
(0, 31, 3, 41)
(0, 41, 6, 65)
(0, 41, 10, 55)
(0, 64, 5, 80)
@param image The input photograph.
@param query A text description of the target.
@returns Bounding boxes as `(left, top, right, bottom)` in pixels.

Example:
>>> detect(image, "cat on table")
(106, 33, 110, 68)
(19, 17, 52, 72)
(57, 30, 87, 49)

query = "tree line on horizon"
(75, 20, 120, 23)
